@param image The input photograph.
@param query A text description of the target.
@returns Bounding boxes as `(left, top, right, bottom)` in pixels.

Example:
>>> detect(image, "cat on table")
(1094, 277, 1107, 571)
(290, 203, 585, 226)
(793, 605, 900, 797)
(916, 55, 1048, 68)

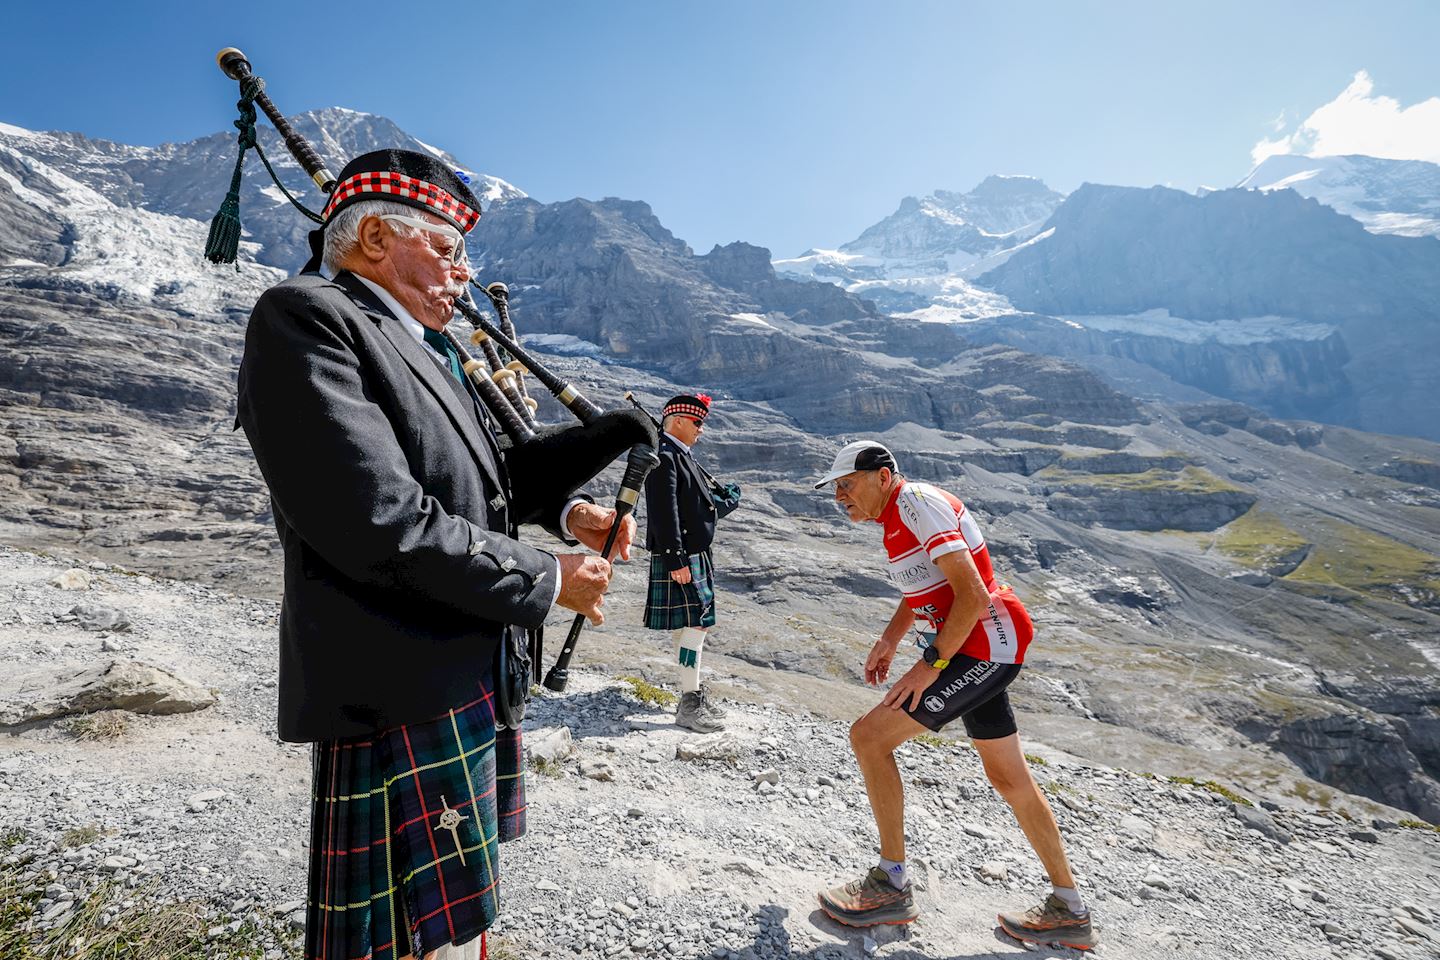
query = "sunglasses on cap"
(377, 213, 469, 265)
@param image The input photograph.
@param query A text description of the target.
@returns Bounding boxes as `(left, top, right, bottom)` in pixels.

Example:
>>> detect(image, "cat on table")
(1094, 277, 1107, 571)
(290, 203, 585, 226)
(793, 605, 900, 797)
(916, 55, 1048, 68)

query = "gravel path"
(2, 545, 1438, 959)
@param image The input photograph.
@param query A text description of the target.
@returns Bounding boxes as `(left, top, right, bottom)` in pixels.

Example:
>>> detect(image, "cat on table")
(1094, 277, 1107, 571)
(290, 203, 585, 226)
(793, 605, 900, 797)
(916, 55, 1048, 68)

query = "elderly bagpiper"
(235, 149, 636, 960)
(642, 393, 738, 731)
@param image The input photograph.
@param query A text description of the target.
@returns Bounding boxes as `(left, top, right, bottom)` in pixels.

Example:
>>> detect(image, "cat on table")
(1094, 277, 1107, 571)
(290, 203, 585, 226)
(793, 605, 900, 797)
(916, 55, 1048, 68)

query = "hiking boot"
(675, 690, 723, 733)
(696, 683, 728, 720)
(997, 894, 1097, 951)
(817, 867, 919, 927)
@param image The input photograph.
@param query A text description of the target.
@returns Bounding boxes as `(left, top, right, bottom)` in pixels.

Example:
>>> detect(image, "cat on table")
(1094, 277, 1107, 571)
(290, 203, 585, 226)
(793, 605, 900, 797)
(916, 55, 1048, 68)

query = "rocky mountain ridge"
(777, 161, 1440, 445)
(1238, 153, 1440, 239)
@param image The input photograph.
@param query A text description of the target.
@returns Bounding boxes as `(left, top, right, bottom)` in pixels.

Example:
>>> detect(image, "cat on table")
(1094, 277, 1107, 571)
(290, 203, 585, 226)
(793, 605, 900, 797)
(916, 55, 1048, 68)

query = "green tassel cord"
(204, 80, 261, 266)
(204, 77, 321, 266)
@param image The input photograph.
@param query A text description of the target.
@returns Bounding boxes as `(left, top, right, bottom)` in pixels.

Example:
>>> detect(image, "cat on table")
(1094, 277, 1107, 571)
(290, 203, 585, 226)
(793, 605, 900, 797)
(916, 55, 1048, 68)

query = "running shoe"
(997, 894, 1097, 951)
(817, 867, 919, 926)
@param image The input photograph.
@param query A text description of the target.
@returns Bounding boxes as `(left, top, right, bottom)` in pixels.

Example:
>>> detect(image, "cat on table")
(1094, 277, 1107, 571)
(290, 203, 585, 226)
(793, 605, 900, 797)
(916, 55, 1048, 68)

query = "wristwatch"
(922, 645, 951, 670)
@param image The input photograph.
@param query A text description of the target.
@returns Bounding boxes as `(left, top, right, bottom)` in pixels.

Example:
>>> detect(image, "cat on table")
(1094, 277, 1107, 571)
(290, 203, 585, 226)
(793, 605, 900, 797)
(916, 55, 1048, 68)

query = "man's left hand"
(882, 661, 934, 713)
(568, 503, 636, 561)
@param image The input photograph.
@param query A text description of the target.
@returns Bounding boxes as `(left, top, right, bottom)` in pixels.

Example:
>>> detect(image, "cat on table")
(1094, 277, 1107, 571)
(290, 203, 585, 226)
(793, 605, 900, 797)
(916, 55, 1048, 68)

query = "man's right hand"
(864, 637, 899, 686)
(557, 554, 612, 624)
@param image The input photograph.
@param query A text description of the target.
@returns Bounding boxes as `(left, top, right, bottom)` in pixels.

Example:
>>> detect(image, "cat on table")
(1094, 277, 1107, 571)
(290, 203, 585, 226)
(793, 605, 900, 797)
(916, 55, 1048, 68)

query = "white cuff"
(547, 554, 562, 612)
(559, 497, 588, 542)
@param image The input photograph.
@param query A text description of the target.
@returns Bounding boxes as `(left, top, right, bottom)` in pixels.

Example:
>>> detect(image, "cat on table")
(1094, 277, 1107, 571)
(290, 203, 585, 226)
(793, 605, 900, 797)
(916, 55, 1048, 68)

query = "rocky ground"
(3, 546, 1439, 960)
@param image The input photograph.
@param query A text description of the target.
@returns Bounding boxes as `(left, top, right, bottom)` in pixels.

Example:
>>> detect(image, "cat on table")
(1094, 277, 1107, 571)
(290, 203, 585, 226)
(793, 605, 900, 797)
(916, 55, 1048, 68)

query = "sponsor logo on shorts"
(938, 660, 998, 699)
(924, 695, 945, 713)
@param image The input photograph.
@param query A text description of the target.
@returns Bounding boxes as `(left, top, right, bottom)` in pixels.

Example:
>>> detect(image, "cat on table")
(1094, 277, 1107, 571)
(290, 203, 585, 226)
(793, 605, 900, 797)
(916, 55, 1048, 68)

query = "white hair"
(321, 199, 437, 274)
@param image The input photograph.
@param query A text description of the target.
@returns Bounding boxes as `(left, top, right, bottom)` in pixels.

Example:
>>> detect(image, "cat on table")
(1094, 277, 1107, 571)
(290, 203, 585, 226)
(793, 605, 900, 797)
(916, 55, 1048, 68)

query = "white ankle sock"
(674, 627, 706, 693)
(878, 857, 908, 890)
(1052, 885, 1086, 914)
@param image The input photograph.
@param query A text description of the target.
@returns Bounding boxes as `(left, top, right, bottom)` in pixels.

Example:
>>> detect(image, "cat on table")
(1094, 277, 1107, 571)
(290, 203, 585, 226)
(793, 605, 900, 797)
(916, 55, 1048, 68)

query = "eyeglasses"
(376, 213, 469, 265)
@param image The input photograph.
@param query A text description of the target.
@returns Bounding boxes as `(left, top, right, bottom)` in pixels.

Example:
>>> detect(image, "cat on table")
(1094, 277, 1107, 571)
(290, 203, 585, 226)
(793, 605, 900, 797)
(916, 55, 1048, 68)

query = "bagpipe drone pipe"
(209, 48, 660, 713)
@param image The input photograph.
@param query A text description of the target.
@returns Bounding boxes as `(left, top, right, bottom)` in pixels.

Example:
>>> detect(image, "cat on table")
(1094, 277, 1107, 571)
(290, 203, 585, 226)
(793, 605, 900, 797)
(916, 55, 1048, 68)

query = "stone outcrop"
(0, 660, 216, 727)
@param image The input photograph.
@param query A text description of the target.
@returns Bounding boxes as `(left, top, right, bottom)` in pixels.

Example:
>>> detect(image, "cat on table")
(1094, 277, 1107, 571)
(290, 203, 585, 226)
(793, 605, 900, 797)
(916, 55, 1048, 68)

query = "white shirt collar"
(663, 429, 692, 453)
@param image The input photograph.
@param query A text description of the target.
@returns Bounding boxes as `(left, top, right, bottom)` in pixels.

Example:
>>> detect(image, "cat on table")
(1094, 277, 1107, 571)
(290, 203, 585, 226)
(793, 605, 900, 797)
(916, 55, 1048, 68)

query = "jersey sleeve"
(895, 484, 972, 561)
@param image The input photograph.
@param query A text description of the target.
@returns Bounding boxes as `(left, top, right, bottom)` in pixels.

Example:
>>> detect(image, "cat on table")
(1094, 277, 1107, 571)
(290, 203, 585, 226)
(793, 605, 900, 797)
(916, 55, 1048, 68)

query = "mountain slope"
(975, 183, 1440, 440)
(772, 176, 1061, 319)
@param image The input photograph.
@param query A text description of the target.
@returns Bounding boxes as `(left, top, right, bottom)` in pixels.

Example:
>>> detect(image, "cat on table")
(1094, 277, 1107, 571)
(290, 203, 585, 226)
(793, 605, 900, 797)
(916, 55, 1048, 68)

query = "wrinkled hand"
(865, 637, 899, 686)
(556, 553, 612, 624)
(670, 565, 693, 585)
(882, 660, 934, 713)
(568, 503, 636, 561)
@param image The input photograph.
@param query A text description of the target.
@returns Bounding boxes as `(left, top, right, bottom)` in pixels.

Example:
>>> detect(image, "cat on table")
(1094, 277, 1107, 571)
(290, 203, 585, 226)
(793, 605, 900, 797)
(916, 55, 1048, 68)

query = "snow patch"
(520, 333, 605, 357)
(1057, 309, 1335, 345)
(729, 313, 773, 328)
(412, 137, 447, 160)
(0, 121, 40, 140)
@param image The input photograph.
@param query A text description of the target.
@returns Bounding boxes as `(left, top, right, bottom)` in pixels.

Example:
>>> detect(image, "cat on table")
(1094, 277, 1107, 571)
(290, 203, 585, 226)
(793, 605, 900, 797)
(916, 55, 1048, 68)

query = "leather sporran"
(494, 624, 534, 728)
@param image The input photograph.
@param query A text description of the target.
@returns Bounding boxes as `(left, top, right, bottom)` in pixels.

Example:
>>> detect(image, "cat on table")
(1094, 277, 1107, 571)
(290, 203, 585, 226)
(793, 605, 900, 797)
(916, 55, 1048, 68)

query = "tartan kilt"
(643, 550, 716, 630)
(304, 682, 525, 960)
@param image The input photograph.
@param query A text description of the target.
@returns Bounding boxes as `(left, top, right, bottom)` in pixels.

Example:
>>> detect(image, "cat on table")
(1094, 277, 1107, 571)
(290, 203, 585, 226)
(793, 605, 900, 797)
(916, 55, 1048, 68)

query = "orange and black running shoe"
(997, 894, 1098, 951)
(817, 867, 919, 927)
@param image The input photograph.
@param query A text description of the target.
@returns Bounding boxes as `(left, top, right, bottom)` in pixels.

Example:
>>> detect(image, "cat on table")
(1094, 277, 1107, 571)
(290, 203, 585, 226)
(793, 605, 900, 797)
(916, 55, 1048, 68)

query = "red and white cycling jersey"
(878, 480, 1032, 664)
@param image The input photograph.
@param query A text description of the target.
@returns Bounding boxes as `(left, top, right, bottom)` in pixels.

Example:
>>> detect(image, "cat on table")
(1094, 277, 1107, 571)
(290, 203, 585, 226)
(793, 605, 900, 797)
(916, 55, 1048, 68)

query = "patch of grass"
(527, 756, 565, 779)
(1168, 776, 1253, 807)
(913, 733, 948, 749)
(617, 676, 677, 708)
(487, 937, 524, 960)
(1039, 465, 1244, 495)
(0, 829, 24, 851)
(1216, 508, 1310, 569)
(1024, 753, 1048, 766)
(1043, 780, 1072, 796)
(1287, 780, 1336, 809)
(61, 825, 103, 849)
(65, 711, 130, 742)
(1399, 818, 1440, 834)
(0, 871, 277, 960)
(1286, 518, 1440, 607)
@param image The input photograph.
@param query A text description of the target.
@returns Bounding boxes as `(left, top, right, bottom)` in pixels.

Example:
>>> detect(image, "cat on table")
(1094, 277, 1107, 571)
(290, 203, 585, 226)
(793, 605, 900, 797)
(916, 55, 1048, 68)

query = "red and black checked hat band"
(663, 393, 712, 422)
(319, 150, 482, 234)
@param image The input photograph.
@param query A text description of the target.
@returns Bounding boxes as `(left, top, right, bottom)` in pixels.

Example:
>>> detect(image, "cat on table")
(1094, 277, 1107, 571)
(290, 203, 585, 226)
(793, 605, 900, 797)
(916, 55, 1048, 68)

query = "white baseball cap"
(813, 440, 898, 488)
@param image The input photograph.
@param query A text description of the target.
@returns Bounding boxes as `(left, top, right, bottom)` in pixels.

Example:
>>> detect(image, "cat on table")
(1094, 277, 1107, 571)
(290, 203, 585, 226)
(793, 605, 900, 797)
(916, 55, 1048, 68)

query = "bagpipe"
(209, 48, 660, 721)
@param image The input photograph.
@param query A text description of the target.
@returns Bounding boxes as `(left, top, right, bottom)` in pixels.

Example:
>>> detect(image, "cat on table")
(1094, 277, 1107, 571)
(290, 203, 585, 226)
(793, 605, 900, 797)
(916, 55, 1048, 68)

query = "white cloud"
(1252, 71, 1440, 166)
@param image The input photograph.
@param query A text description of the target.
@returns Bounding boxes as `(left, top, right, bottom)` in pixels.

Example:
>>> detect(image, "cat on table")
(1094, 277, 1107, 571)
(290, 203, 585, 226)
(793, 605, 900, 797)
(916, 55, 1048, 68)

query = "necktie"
(422, 328, 465, 383)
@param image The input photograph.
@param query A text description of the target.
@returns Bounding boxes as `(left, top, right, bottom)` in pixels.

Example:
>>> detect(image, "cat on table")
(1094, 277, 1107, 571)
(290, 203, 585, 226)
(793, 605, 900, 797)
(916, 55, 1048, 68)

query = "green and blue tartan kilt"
(303, 682, 525, 960)
(643, 550, 716, 630)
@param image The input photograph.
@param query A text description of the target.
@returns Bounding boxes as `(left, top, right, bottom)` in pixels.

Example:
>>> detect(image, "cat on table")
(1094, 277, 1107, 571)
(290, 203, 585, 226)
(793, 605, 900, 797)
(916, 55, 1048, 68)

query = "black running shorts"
(904, 653, 1021, 739)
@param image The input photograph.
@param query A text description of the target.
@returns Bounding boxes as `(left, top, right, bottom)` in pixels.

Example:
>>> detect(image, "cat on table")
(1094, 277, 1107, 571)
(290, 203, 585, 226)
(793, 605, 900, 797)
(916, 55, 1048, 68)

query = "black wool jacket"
(643, 434, 717, 566)
(236, 271, 573, 742)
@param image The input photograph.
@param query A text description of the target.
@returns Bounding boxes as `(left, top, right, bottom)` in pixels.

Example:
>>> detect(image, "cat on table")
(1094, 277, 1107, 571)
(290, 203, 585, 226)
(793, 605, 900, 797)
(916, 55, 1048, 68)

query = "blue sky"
(1, 0, 1436, 257)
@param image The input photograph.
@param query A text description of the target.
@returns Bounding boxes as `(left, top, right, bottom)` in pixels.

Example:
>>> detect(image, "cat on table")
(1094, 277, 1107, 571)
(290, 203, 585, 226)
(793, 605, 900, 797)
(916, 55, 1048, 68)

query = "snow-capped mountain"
(0, 108, 524, 276)
(773, 175, 1063, 319)
(1238, 153, 1440, 239)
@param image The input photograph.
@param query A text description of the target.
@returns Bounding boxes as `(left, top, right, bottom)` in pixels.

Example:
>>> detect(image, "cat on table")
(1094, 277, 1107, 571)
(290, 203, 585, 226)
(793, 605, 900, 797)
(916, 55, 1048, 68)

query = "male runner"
(811, 440, 1096, 951)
